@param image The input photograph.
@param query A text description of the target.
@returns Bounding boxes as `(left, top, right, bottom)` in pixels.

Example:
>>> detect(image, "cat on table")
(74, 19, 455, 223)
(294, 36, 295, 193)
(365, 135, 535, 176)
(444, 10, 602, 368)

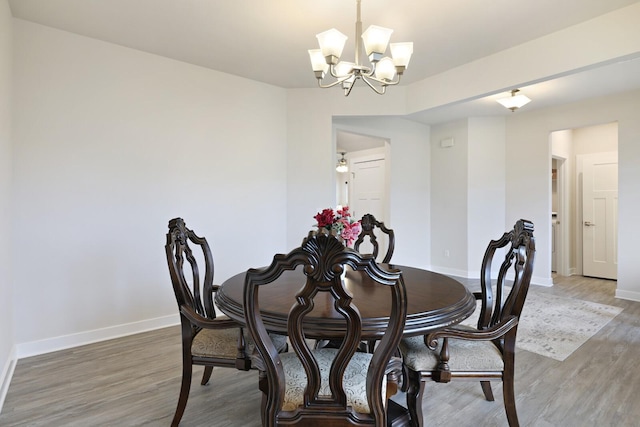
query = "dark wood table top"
(216, 264, 476, 339)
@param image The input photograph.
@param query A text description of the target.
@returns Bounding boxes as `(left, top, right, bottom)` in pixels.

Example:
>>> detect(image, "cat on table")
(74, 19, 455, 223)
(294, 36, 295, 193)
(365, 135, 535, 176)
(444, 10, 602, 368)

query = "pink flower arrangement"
(314, 206, 362, 247)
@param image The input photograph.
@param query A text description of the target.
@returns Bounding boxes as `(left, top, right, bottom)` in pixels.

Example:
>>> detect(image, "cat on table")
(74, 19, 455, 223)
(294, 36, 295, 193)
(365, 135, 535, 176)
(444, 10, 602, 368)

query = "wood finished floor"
(1, 275, 639, 426)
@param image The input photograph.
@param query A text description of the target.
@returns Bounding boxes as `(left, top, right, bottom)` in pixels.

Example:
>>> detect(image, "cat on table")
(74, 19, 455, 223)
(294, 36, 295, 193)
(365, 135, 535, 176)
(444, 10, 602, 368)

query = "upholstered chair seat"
(192, 326, 288, 359)
(400, 333, 504, 372)
(280, 348, 387, 414)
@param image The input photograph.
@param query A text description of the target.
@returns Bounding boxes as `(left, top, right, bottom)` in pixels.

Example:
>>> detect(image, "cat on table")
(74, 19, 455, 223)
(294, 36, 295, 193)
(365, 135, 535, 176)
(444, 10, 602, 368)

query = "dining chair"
(165, 217, 286, 426)
(244, 229, 407, 426)
(353, 213, 395, 264)
(399, 219, 535, 427)
(352, 213, 396, 353)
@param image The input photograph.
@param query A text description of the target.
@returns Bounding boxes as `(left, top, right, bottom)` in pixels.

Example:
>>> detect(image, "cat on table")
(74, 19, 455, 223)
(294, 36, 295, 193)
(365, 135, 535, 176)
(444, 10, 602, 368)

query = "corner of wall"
(531, 275, 554, 287)
(0, 345, 17, 414)
(0, 0, 16, 415)
(615, 289, 640, 303)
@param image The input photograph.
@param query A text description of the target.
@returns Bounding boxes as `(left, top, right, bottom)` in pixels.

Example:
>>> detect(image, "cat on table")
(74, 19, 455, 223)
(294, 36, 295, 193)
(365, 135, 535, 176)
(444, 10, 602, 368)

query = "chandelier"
(336, 152, 348, 173)
(308, 0, 413, 96)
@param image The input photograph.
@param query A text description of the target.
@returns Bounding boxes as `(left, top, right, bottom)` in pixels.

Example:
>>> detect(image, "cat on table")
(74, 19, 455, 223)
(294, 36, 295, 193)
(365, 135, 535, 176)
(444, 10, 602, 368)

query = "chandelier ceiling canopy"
(308, 0, 413, 96)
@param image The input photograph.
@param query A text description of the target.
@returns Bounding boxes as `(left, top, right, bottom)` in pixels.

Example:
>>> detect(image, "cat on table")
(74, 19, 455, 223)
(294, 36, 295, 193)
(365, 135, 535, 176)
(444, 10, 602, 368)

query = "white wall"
(573, 122, 618, 154)
(430, 120, 469, 276)
(506, 90, 640, 296)
(430, 117, 507, 278)
(551, 130, 573, 160)
(11, 20, 288, 355)
(467, 117, 506, 277)
(0, 0, 15, 408)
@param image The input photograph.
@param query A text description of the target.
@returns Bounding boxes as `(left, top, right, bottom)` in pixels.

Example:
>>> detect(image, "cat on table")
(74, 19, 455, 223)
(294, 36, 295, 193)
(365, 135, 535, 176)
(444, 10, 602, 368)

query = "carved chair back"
(475, 219, 536, 332)
(244, 230, 407, 426)
(401, 219, 536, 427)
(166, 217, 217, 322)
(353, 214, 395, 263)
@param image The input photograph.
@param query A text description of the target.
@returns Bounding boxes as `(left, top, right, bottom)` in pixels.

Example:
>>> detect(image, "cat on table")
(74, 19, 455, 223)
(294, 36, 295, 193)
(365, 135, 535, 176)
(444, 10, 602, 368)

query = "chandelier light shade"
(389, 42, 413, 68)
(361, 25, 393, 59)
(497, 89, 531, 112)
(336, 152, 349, 173)
(308, 0, 413, 96)
(316, 29, 348, 60)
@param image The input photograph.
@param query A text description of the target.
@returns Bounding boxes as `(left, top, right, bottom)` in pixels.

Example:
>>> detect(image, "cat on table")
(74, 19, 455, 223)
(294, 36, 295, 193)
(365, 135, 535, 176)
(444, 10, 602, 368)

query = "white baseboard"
(427, 266, 553, 288)
(0, 345, 17, 414)
(532, 275, 553, 287)
(16, 314, 179, 359)
(615, 289, 640, 302)
(428, 266, 472, 279)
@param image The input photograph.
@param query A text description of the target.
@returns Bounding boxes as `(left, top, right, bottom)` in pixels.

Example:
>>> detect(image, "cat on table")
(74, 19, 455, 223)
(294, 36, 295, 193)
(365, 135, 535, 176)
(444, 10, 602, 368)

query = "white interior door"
(582, 152, 618, 279)
(351, 158, 385, 219)
(350, 155, 386, 258)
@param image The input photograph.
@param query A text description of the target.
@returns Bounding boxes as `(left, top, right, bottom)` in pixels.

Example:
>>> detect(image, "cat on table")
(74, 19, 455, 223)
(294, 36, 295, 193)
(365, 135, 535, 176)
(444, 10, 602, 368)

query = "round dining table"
(215, 264, 476, 339)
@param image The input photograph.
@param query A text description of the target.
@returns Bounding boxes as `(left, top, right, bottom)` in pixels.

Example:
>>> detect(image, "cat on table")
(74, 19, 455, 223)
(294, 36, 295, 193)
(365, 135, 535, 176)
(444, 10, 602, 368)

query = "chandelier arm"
(362, 62, 376, 78)
(328, 64, 344, 79)
(368, 73, 402, 87)
(360, 75, 386, 95)
(317, 77, 351, 89)
(344, 78, 358, 96)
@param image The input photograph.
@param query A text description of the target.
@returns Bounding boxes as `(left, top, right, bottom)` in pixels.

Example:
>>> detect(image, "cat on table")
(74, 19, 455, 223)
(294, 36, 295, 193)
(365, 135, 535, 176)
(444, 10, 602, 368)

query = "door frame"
(552, 155, 571, 276)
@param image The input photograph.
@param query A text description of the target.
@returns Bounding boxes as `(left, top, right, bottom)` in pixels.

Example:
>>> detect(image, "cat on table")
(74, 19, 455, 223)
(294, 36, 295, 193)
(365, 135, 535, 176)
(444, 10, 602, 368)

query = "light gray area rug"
(461, 290, 623, 361)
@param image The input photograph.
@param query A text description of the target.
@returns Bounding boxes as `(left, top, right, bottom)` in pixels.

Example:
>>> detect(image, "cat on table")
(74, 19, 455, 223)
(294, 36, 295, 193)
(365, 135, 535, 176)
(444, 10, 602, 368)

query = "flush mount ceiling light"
(336, 152, 349, 173)
(308, 0, 413, 96)
(497, 89, 531, 112)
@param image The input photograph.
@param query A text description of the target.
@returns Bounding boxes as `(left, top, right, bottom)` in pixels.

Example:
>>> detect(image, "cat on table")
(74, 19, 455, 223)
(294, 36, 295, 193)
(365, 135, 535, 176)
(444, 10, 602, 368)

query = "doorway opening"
(550, 122, 618, 281)
(335, 129, 388, 212)
(335, 129, 390, 258)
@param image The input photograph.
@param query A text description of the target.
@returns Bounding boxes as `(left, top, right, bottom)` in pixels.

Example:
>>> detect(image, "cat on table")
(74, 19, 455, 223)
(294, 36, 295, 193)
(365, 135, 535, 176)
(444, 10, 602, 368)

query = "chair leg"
(503, 376, 520, 427)
(400, 362, 410, 393)
(201, 366, 213, 385)
(171, 362, 193, 427)
(502, 335, 519, 427)
(480, 381, 495, 401)
(258, 371, 269, 427)
(405, 369, 425, 427)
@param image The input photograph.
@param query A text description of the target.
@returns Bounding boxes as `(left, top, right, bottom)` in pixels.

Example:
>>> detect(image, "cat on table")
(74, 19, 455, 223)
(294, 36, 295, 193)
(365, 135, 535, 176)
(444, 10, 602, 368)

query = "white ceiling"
(336, 130, 386, 153)
(407, 56, 640, 124)
(8, 0, 640, 128)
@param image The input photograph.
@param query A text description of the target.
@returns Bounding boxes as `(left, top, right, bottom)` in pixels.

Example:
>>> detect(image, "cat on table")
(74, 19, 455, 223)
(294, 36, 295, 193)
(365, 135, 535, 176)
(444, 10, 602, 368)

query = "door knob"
(584, 221, 595, 226)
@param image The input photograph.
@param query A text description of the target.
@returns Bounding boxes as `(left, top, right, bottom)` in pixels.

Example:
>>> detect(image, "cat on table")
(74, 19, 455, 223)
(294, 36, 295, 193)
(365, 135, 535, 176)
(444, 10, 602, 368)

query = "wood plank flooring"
(1, 275, 639, 426)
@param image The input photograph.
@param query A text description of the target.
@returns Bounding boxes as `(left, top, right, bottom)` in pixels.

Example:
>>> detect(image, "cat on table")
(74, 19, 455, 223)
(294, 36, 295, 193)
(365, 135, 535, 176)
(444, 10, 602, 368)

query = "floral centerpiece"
(314, 206, 362, 247)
